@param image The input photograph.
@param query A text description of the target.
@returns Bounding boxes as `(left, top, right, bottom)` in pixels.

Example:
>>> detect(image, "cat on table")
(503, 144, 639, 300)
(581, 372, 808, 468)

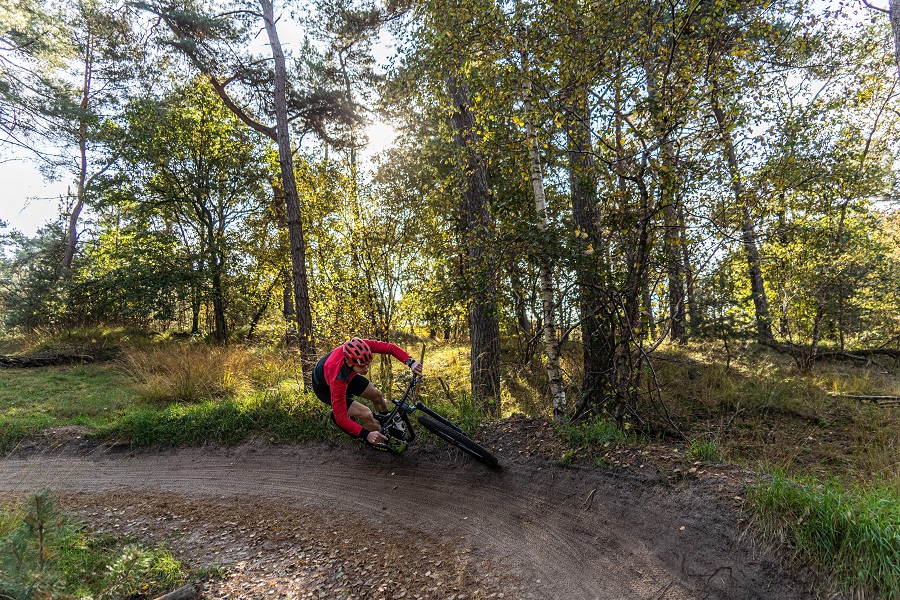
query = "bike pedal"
(384, 437, 408, 453)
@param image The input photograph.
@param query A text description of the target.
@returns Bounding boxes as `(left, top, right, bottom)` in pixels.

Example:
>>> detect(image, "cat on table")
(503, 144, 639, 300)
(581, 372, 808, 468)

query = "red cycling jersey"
(320, 340, 411, 438)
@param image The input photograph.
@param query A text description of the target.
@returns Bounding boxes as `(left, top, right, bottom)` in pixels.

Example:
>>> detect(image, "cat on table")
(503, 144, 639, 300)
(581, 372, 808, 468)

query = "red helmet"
(342, 337, 372, 366)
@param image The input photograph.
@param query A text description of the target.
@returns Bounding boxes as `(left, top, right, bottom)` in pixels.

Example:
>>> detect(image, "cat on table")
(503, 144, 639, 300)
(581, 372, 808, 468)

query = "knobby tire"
(417, 414, 499, 468)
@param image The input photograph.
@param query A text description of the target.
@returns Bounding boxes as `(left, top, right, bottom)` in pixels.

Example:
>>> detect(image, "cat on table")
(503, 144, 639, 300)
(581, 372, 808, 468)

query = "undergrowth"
(107, 389, 334, 447)
(0, 491, 185, 599)
(748, 474, 900, 599)
(122, 344, 258, 403)
(559, 417, 635, 447)
(4, 331, 900, 597)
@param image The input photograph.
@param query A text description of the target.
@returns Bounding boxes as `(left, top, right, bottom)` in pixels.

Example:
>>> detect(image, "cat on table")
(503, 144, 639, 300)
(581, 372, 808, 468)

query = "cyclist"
(311, 337, 423, 445)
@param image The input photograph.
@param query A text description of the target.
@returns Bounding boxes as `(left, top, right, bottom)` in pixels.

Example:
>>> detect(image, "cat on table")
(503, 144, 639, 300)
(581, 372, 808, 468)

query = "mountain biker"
(311, 337, 423, 446)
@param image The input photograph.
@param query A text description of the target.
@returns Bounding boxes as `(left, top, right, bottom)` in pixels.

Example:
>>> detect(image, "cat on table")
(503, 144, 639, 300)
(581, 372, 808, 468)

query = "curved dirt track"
(0, 440, 808, 600)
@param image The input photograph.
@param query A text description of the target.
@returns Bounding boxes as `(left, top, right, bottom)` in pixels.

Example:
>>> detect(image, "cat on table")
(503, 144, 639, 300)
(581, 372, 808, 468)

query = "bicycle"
(370, 373, 499, 469)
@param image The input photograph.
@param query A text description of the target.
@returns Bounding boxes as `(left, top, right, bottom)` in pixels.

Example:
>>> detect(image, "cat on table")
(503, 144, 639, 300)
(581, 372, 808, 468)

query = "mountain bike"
(371, 373, 499, 469)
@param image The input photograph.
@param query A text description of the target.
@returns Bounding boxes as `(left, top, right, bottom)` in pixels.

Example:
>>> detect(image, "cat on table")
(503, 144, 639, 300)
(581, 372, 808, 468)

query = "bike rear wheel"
(417, 414, 498, 468)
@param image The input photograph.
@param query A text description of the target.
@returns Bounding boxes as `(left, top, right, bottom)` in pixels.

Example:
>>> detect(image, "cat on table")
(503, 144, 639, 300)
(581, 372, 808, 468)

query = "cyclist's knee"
(350, 402, 374, 420)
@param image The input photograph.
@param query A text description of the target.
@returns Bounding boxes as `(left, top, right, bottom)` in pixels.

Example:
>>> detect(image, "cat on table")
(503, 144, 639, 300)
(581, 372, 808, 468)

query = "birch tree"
(521, 64, 566, 421)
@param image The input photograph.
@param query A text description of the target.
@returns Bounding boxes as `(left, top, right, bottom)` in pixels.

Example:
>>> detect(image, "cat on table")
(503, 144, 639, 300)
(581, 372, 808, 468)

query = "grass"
(0, 491, 186, 599)
(122, 344, 258, 403)
(687, 438, 725, 462)
(0, 364, 143, 452)
(748, 474, 900, 599)
(107, 389, 334, 447)
(649, 343, 900, 597)
(559, 417, 635, 447)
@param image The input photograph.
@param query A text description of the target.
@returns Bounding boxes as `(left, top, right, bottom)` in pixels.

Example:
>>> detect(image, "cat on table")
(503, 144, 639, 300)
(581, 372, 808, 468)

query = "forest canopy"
(2, 0, 899, 424)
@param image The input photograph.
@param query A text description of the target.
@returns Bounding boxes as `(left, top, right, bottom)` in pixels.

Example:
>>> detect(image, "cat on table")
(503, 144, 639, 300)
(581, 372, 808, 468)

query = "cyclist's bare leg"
(348, 383, 387, 432)
(359, 383, 388, 413)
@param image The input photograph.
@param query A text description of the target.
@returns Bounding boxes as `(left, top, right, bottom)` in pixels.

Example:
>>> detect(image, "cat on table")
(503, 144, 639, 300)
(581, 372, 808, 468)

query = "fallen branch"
(0, 353, 95, 368)
(759, 340, 900, 364)
(829, 393, 900, 406)
(152, 584, 197, 600)
(722, 405, 745, 435)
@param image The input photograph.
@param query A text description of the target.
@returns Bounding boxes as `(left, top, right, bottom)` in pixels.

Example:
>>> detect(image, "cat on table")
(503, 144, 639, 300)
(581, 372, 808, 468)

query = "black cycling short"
(311, 355, 370, 408)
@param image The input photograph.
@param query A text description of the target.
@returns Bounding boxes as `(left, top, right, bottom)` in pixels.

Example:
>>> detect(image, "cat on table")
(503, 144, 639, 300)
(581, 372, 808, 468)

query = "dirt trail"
(0, 440, 808, 600)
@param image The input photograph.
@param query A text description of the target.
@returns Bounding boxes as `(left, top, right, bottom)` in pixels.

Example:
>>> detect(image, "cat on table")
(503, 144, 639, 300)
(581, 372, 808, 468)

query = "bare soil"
(0, 419, 815, 600)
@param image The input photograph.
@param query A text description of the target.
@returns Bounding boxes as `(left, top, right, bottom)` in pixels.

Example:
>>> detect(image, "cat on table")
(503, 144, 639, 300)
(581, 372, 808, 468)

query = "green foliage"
(0, 223, 68, 331)
(0, 492, 66, 597)
(764, 209, 896, 349)
(748, 475, 900, 598)
(0, 492, 185, 599)
(69, 227, 196, 327)
(0, 0, 70, 146)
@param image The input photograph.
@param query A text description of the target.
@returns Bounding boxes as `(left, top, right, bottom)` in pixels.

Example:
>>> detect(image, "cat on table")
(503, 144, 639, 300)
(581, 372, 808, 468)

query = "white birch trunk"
(522, 74, 567, 422)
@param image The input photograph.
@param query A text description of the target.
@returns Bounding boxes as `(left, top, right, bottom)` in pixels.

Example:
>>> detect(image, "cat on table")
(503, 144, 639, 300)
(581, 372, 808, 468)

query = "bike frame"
(385, 374, 465, 435)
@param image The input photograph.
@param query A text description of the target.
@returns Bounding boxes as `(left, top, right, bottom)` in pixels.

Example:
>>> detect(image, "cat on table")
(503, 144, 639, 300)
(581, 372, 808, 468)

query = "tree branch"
(861, 0, 890, 14)
(206, 75, 276, 141)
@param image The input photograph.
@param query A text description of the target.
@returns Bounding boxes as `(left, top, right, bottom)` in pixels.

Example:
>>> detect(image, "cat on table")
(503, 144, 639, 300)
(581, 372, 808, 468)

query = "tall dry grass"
(121, 344, 256, 404)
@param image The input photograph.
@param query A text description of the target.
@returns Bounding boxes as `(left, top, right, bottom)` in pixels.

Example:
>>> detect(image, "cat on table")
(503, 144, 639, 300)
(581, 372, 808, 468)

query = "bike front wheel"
(417, 414, 499, 468)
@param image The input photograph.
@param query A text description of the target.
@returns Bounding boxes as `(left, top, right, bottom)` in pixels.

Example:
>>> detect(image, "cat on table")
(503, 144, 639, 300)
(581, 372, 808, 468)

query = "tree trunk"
(508, 264, 537, 366)
(247, 278, 278, 342)
(645, 49, 686, 345)
(889, 0, 900, 78)
(447, 75, 501, 413)
(678, 202, 699, 328)
(260, 0, 317, 376)
(61, 32, 93, 280)
(566, 85, 612, 413)
(710, 83, 773, 341)
(282, 268, 295, 318)
(643, 286, 656, 339)
(191, 289, 200, 335)
(522, 72, 567, 422)
(210, 256, 227, 342)
(662, 163, 687, 344)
